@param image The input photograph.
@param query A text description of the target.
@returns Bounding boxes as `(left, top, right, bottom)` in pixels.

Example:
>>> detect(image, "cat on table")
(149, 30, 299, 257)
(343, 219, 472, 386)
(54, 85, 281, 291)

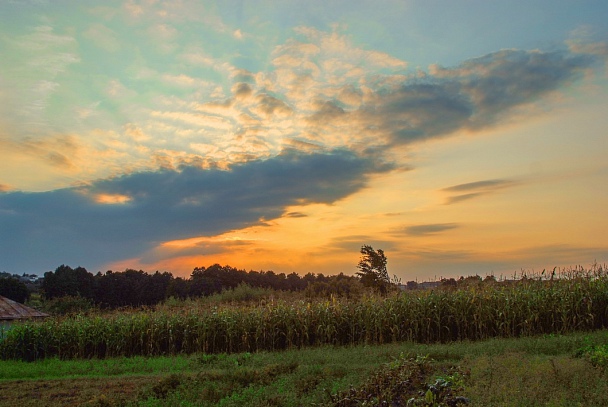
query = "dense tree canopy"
(0, 277, 29, 303)
(39, 263, 361, 308)
(41, 265, 95, 300)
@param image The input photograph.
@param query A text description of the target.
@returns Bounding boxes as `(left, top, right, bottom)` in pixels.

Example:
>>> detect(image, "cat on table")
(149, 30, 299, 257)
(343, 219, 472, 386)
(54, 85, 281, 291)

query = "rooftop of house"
(0, 295, 48, 320)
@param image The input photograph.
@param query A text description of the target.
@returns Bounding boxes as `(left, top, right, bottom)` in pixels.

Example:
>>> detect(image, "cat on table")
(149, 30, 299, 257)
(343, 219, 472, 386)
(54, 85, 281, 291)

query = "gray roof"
(0, 295, 49, 320)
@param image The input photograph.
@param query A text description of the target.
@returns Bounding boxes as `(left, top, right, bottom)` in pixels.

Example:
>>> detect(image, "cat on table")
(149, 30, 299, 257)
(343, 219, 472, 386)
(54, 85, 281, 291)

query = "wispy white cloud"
(9, 24, 599, 198)
(106, 79, 137, 98)
(269, 26, 407, 104)
(0, 25, 80, 132)
(120, 32, 605, 178)
(122, 0, 228, 33)
(0, 135, 79, 170)
(83, 23, 121, 52)
(567, 25, 608, 56)
(150, 111, 234, 131)
(161, 73, 215, 89)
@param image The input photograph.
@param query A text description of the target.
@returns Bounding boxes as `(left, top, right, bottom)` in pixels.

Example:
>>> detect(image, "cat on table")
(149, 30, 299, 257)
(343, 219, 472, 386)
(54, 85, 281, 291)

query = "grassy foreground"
(1, 329, 607, 406)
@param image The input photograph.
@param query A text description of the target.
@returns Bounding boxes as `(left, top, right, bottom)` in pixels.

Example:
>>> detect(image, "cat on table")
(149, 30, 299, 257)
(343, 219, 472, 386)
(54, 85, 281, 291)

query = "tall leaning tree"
(356, 245, 390, 293)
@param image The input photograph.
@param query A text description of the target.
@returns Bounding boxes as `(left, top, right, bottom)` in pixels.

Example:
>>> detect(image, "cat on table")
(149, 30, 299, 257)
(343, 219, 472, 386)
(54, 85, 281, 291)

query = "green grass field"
(2, 270, 608, 406)
(1, 330, 607, 406)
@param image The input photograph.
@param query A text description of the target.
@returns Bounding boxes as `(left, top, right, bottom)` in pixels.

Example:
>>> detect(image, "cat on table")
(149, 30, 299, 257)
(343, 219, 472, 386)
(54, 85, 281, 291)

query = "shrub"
(40, 295, 97, 316)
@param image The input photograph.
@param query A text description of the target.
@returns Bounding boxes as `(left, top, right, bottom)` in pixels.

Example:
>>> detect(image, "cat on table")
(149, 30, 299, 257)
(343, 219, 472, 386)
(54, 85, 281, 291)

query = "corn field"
(2, 268, 608, 361)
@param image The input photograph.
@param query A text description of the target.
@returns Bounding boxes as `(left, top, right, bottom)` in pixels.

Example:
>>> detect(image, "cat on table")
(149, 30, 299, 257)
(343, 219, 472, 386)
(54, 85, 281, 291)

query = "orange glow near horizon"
(102, 100, 608, 282)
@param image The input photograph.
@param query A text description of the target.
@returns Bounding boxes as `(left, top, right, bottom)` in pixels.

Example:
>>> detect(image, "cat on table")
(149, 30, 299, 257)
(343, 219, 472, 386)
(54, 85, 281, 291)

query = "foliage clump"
(150, 374, 183, 399)
(324, 355, 469, 406)
(575, 343, 608, 371)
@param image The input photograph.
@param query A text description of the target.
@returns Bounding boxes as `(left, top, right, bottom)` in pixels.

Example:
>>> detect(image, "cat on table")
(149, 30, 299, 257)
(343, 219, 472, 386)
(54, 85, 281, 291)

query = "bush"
(210, 283, 274, 303)
(40, 295, 97, 316)
(575, 344, 608, 371)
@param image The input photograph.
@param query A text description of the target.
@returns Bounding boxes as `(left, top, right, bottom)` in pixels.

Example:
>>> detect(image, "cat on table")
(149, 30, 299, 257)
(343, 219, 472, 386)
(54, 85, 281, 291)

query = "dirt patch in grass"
(0, 375, 153, 406)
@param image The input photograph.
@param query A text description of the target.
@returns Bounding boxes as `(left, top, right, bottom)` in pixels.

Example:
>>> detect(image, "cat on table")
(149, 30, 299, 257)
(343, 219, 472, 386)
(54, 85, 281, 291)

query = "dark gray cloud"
(442, 178, 518, 204)
(283, 138, 324, 153)
(232, 82, 253, 98)
(0, 149, 389, 272)
(306, 100, 347, 124)
(409, 248, 475, 262)
(452, 49, 596, 129)
(284, 211, 307, 218)
(356, 83, 473, 144)
(255, 93, 292, 116)
(403, 223, 460, 236)
(443, 179, 515, 192)
(444, 193, 484, 205)
(306, 48, 602, 146)
(231, 69, 256, 84)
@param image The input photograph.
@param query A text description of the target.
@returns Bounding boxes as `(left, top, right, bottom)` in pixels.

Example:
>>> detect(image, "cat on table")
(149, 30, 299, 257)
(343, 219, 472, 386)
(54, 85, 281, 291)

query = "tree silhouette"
(356, 245, 390, 292)
(42, 265, 95, 300)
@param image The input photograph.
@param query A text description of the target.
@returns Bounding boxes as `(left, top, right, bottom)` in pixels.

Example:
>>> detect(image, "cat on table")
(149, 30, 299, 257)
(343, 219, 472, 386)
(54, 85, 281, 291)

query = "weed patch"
(323, 355, 469, 406)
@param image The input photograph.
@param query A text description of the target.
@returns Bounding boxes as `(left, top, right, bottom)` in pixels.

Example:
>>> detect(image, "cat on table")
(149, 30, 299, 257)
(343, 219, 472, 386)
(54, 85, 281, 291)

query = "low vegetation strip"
(2, 274, 608, 361)
(2, 331, 608, 406)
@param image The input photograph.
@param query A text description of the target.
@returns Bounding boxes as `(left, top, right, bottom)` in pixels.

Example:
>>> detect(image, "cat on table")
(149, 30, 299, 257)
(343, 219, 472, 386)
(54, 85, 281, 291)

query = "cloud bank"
(1, 18, 606, 274)
(0, 149, 389, 271)
(302, 48, 598, 151)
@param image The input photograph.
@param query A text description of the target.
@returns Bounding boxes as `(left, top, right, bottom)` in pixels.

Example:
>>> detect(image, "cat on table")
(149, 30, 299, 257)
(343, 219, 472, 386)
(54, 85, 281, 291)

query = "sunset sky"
(1, 1, 607, 281)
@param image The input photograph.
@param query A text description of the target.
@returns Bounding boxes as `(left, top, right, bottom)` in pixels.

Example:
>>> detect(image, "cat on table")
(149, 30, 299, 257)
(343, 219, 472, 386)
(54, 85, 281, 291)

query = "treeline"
(0, 272, 41, 303)
(41, 264, 361, 308)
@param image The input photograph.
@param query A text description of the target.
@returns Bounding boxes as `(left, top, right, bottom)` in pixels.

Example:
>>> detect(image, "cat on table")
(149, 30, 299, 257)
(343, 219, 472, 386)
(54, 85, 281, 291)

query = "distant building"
(0, 295, 48, 331)
(397, 281, 442, 291)
(418, 281, 442, 290)
(18, 274, 41, 284)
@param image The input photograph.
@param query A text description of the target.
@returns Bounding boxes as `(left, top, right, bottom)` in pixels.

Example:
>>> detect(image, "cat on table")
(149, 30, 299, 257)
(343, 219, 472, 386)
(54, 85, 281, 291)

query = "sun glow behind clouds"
(161, 234, 253, 249)
(94, 193, 132, 204)
(0, 1, 607, 278)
